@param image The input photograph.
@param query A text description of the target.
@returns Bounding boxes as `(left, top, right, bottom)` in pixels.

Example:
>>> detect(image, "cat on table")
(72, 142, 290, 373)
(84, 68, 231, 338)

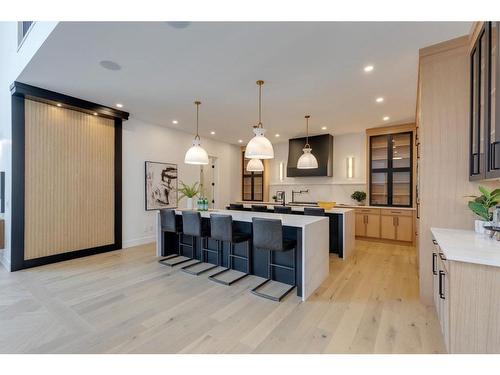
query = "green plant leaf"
(479, 186, 491, 199)
(468, 201, 490, 221)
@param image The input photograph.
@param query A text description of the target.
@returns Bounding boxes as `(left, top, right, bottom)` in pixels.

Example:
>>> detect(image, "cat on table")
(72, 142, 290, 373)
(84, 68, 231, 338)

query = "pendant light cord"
(257, 80, 264, 128)
(305, 115, 311, 148)
(194, 100, 201, 140)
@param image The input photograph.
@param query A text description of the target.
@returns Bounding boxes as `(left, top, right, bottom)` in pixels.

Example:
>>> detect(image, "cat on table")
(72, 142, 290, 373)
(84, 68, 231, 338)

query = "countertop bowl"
(318, 201, 336, 210)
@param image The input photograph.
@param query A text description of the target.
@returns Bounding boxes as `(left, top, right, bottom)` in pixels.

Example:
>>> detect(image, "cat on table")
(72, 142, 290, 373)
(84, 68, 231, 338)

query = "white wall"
(122, 117, 240, 248)
(0, 22, 58, 270)
(267, 132, 367, 204)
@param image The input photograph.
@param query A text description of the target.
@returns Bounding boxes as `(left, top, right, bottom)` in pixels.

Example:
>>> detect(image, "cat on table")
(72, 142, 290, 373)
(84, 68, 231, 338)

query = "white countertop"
(431, 227, 500, 268)
(236, 203, 353, 215)
(236, 201, 415, 211)
(175, 209, 328, 229)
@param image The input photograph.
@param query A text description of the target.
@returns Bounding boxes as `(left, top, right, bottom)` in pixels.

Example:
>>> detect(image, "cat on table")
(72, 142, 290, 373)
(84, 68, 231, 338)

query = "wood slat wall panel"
(24, 100, 115, 260)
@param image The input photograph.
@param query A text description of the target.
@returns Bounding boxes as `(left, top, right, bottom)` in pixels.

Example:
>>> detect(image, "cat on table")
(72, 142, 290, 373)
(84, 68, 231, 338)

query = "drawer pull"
(432, 239, 438, 245)
(439, 270, 445, 300)
(439, 252, 446, 261)
(432, 253, 437, 275)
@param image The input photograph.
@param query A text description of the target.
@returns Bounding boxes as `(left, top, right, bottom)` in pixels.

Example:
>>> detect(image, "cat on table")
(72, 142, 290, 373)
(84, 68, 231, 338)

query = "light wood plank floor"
(0, 240, 445, 353)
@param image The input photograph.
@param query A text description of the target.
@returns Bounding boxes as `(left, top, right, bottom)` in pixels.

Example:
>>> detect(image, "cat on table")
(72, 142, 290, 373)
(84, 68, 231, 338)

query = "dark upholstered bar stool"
(180, 211, 218, 276)
(208, 214, 252, 285)
(158, 209, 192, 267)
(303, 207, 325, 216)
(274, 206, 292, 214)
(251, 205, 268, 212)
(229, 203, 244, 210)
(251, 218, 296, 302)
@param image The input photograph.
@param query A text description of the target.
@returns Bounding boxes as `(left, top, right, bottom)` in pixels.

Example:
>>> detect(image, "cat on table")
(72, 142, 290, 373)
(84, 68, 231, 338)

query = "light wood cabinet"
(431, 236, 500, 353)
(355, 207, 414, 243)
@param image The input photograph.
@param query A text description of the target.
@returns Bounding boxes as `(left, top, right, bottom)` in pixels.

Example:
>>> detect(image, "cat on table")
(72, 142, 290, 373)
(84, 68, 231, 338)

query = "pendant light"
(297, 115, 318, 169)
(244, 80, 274, 159)
(184, 101, 209, 165)
(246, 158, 264, 172)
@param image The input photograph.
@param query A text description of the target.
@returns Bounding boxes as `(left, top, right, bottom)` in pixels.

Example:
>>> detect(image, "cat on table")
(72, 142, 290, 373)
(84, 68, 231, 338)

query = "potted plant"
(178, 181, 200, 210)
(351, 191, 367, 205)
(466, 186, 500, 233)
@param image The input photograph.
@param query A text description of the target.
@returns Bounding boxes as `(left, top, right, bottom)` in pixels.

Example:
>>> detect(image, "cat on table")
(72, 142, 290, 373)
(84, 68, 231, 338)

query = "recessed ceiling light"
(275, 134, 280, 137)
(56, 103, 62, 107)
(116, 103, 123, 108)
(210, 131, 215, 135)
(93, 112, 98, 116)
(99, 60, 122, 71)
(321, 126, 327, 130)
(376, 97, 384, 103)
(238, 139, 243, 143)
(383, 116, 390, 121)
(364, 65, 374, 72)
(172, 120, 178, 125)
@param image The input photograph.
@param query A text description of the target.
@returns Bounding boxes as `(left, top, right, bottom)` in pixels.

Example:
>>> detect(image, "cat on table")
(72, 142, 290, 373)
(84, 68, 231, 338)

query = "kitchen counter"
(238, 201, 416, 211)
(431, 227, 500, 268)
(237, 203, 353, 215)
(156, 209, 330, 301)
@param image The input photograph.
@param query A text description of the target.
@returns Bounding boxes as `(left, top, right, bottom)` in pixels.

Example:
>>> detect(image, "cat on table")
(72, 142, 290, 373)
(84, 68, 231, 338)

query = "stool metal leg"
(251, 247, 296, 302)
(181, 236, 218, 276)
(209, 240, 251, 286)
(158, 232, 193, 267)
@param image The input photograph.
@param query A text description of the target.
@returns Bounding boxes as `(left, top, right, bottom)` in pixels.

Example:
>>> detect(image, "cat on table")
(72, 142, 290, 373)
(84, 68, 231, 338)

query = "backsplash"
(269, 183, 367, 204)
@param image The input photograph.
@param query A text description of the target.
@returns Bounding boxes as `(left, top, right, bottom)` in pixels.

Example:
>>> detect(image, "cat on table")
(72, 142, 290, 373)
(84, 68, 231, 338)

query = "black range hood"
(287, 133, 333, 177)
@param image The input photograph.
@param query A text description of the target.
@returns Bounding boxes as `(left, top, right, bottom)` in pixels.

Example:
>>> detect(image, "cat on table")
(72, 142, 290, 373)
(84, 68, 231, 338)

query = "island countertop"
(234, 203, 354, 215)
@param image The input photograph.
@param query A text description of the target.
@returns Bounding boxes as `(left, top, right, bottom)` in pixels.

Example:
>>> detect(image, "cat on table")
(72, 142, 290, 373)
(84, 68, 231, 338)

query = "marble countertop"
(175, 209, 328, 229)
(236, 201, 415, 211)
(431, 227, 500, 268)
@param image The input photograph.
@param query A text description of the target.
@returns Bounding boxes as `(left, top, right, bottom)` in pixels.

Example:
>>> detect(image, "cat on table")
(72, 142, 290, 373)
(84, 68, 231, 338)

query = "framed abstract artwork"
(145, 161, 178, 210)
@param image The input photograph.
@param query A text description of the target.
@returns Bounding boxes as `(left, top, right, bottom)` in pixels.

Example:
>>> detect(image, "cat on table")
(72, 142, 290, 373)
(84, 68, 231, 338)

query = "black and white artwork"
(145, 161, 178, 210)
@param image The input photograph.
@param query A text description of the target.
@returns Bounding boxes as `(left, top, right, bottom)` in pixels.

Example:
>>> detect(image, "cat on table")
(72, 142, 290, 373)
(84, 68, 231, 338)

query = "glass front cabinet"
(470, 21, 500, 180)
(369, 131, 413, 207)
(241, 151, 264, 201)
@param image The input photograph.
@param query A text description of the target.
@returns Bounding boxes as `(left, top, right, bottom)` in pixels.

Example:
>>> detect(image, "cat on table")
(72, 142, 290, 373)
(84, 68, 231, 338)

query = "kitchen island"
(156, 209, 329, 301)
(233, 202, 355, 259)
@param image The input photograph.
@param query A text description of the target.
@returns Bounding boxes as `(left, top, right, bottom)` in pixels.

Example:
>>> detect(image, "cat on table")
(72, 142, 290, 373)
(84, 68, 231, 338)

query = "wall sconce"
(279, 162, 284, 181)
(346, 156, 354, 179)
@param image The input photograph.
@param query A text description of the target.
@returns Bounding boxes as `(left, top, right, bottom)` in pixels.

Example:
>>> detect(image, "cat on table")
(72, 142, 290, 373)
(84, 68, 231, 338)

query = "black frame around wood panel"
(10, 82, 129, 271)
(369, 131, 413, 208)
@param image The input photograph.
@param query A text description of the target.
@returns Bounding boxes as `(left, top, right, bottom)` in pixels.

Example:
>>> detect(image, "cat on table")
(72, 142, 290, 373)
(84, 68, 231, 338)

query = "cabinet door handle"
(390, 211, 402, 214)
(432, 253, 437, 275)
(396, 216, 399, 226)
(364, 215, 368, 224)
(432, 239, 438, 245)
(439, 252, 446, 261)
(438, 270, 445, 299)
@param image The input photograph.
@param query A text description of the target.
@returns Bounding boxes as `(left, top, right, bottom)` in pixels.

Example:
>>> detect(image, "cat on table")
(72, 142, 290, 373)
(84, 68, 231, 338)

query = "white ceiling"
(18, 21, 471, 144)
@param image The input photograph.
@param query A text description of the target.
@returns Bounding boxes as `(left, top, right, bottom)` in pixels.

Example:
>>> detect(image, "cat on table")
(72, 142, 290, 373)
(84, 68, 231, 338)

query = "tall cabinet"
(470, 22, 500, 180)
(241, 150, 269, 202)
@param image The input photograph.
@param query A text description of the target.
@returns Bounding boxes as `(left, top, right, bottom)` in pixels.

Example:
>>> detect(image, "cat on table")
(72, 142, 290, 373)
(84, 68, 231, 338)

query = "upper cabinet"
(470, 22, 500, 180)
(366, 124, 416, 208)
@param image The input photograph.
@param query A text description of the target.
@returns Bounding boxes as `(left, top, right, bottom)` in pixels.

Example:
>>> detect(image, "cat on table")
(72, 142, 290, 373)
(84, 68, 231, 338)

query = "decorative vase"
(186, 197, 193, 210)
(474, 219, 487, 234)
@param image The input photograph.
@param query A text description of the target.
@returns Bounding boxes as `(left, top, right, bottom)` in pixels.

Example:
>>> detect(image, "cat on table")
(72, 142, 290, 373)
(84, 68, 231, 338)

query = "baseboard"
(122, 235, 155, 249)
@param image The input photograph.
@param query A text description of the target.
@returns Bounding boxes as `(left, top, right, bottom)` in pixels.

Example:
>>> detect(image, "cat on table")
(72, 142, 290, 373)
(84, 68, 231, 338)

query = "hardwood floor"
(0, 240, 445, 353)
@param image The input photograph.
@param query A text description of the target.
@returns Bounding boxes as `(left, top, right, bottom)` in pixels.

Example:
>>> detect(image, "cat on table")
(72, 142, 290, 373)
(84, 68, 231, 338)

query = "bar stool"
(250, 218, 296, 302)
(251, 205, 268, 212)
(229, 203, 244, 210)
(158, 209, 192, 267)
(180, 211, 218, 276)
(274, 206, 292, 214)
(303, 207, 325, 216)
(208, 214, 252, 285)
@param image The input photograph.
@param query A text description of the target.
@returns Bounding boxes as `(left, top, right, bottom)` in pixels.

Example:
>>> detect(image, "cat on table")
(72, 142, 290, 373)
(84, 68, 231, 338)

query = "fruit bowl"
(317, 201, 336, 210)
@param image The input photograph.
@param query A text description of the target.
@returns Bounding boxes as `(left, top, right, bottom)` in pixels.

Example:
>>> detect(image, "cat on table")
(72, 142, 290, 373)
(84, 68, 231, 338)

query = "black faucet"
(276, 190, 286, 206)
(291, 189, 309, 203)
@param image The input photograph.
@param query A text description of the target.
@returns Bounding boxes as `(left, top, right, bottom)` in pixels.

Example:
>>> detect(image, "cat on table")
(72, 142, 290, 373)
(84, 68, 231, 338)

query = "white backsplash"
(269, 183, 367, 205)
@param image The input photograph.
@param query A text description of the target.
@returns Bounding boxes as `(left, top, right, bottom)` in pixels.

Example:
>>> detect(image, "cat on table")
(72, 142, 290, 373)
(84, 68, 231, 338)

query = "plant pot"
(356, 201, 366, 206)
(475, 219, 488, 234)
(186, 197, 193, 210)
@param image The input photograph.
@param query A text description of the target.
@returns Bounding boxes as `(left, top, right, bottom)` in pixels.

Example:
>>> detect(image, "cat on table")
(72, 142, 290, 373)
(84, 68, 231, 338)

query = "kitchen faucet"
(291, 189, 309, 203)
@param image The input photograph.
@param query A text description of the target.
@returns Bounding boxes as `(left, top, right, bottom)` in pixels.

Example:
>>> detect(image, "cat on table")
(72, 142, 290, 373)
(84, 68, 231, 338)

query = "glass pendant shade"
(297, 147, 318, 169)
(245, 80, 274, 160)
(297, 114, 318, 169)
(245, 127, 274, 159)
(246, 158, 264, 172)
(185, 137, 209, 165)
(184, 101, 209, 165)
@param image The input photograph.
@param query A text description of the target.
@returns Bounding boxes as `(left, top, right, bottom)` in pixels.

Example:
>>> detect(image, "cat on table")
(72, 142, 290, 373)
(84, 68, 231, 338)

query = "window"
(17, 21, 34, 48)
